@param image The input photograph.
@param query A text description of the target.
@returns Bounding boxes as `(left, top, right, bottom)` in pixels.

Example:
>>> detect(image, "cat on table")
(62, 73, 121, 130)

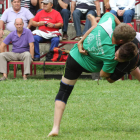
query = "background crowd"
(0, 0, 138, 81)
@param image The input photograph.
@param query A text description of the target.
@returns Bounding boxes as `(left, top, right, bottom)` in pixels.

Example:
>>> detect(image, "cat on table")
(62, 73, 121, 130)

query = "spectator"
(71, 0, 101, 41)
(21, 0, 38, 15)
(0, 18, 34, 81)
(0, 0, 34, 46)
(32, 0, 63, 61)
(53, 0, 71, 40)
(109, 0, 135, 23)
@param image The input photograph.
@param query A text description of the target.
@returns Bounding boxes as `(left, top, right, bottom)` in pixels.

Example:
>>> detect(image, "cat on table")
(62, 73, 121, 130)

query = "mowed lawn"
(0, 78, 140, 140)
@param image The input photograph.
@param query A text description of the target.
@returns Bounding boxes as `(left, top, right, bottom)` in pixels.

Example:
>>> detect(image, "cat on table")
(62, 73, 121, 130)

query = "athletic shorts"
(63, 54, 90, 80)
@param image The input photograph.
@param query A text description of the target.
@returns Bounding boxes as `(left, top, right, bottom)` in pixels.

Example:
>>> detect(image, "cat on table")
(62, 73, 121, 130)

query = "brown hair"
(113, 23, 136, 43)
(119, 42, 138, 61)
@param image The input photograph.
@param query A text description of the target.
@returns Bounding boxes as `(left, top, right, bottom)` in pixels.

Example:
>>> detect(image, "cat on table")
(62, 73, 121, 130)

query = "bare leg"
(3, 73, 7, 78)
(48, 76, 77, 137)
(48, 101, 66, 137)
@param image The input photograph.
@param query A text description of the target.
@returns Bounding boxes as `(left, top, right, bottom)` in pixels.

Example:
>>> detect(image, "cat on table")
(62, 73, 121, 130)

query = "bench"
(7, 61, 66, 78)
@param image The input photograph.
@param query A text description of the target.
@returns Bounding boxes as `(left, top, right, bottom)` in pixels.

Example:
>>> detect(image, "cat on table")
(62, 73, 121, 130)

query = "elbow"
(106, 78, 115, 83)
(60, 23, 63, 27)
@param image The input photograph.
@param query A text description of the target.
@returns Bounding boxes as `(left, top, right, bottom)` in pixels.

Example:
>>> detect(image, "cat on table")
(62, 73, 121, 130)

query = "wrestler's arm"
(78, 15, 97, 54)
(100, 70, 111, 78)
(110, 13, 121, 25)
(130, 67, 140, 82)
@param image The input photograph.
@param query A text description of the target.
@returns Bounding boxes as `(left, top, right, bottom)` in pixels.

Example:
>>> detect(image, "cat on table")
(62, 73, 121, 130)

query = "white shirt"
(72, 0, 96, 6)
(109, 0, 135, 12)
(136, 32, 140, 42)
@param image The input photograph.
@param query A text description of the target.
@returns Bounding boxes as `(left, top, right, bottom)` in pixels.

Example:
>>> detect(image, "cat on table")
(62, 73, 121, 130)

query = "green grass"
(0, 77, 140, 140)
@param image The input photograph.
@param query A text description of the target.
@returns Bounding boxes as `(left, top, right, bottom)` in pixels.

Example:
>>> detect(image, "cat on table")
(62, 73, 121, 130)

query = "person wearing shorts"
(48, 12, 137, 137)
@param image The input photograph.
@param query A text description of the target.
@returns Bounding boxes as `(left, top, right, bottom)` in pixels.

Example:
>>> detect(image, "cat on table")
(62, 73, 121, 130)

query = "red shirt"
(33, 9, 63, 32)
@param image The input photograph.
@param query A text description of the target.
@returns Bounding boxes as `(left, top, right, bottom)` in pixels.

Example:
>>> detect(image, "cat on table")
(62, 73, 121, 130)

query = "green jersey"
(70, 12, 118, 73)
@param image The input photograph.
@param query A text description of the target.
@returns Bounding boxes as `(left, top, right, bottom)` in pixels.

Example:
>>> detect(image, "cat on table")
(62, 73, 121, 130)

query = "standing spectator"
(109, 0, 135, 23)
(71, 0, 101, 40)
(0, 18, 34, 81)
(21, 0, 38, 15)
(53, 0, 71, 40)
(32, 0, 63, 61)
(0, 0, 34, 46)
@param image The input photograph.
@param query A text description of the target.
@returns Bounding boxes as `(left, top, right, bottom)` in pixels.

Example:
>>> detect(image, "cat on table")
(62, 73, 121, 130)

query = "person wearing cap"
(0, 0, 34, 48)
(109, 0, 135, 23)
(32, 0, 63, 61)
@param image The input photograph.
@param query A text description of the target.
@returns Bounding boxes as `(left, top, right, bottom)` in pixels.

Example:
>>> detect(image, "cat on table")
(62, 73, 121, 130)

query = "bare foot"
(47, 129, 58, 137)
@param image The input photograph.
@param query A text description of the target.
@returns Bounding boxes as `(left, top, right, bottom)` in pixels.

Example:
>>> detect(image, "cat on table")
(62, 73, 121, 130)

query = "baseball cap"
(41, 0, 53, 4)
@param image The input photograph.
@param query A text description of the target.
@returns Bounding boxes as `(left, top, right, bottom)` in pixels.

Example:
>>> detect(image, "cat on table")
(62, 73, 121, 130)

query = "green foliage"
(0, 79, 140, 140)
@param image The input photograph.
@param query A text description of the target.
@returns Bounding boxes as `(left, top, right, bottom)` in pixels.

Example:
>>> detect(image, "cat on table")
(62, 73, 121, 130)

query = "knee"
(55, 81, 74, 104)
(87, 10, 96, 16)
(110, 10, 117, 15)
(73, 9, 80, 17)
(52, 37, 59, 43)
(124, 10, 133, 17)
(61, 9, 69, 15)
(34, 35, 40, 42)
(24, 52, 31, 58)
(0, 53, 4, 58)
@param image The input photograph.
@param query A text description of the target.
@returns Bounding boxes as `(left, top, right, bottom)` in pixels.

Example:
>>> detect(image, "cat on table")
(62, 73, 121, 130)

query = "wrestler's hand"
(77, 42, 88, 55)
(117, 10, 122, 16)
(120, 10, 125, 16)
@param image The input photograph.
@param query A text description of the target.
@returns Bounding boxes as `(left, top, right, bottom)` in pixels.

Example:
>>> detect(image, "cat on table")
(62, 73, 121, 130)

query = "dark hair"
(119, 42, 138, 61)
(113, 23, 136, 43)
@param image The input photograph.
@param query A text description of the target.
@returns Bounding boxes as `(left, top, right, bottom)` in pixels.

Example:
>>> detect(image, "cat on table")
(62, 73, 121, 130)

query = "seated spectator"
(21, 0, 38, 15)
(0, 18, 34, 81)
(53, 0, 71, 40)
(37, 0, 70, 40)
(32, 0, 63, 61)
(71, 0, 101, 41)
(0, 0, 34, 46)
(109, 0, 135, 23)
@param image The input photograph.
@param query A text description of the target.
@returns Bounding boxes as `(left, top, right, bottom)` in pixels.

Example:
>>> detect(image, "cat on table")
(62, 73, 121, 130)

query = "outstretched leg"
(48, 76, 77, 137)
(48, 101, 66, 137)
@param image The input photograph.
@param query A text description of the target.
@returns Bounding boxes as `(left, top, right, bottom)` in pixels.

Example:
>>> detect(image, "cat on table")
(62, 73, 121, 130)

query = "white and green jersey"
(70, 12, 118, 73)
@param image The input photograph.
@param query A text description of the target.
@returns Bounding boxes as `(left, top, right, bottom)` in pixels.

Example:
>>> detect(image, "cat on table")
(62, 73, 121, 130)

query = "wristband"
(53, 24, 55, 28)
(97, 15, 101, 17)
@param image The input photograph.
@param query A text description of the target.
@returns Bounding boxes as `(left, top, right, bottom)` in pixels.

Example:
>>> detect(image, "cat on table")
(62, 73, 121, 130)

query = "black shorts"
(63, 54, 90, 80)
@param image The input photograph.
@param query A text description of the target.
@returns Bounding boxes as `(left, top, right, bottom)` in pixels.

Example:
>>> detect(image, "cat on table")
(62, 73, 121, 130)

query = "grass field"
(0, 77, 140, 140)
